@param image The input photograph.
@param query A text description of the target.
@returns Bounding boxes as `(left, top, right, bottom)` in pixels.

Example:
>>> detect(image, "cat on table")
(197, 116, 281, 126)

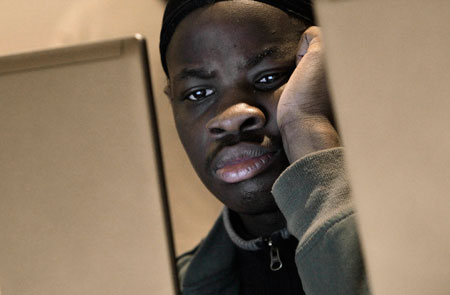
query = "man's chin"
(215, 176, 280, 214)
(229, 193, 280, 216)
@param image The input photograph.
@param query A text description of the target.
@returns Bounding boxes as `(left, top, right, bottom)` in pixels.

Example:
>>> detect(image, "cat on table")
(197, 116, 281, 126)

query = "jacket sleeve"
(272, 148, 371, 295)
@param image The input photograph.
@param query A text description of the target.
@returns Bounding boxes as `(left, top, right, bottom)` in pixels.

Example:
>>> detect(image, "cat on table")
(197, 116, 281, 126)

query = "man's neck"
(234, 209, 287, 239)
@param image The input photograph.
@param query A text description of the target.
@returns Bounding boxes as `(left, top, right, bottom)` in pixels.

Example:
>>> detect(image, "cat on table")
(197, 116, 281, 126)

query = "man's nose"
(206, 103, 266, 138)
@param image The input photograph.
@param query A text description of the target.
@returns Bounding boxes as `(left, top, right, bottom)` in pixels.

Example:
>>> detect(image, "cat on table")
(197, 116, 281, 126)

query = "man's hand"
(277, 26, 340, 163)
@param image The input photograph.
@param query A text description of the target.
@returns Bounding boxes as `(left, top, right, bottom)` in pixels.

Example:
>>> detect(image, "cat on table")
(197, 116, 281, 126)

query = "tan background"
(0, 0, 222, 255)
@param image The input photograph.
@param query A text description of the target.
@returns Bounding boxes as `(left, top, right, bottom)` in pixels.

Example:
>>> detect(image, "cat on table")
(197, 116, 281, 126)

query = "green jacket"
(177, 148, 370, 295)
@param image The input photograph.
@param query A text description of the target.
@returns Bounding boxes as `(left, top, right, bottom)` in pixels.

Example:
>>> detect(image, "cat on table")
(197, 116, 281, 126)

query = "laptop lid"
(315, 1, 450, 294)
(0, 36, 179, 295)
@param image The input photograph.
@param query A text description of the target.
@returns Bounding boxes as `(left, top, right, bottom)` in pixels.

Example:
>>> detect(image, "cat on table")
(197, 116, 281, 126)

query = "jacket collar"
(183, 212, 240, 295)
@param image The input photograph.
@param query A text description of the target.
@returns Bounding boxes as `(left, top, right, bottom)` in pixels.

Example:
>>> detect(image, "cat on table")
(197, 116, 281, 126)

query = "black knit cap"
(159, 0, 315, 76)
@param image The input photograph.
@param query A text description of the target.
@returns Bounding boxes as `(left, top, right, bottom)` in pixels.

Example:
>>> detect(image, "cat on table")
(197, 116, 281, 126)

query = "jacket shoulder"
(176, 243, 201, 289)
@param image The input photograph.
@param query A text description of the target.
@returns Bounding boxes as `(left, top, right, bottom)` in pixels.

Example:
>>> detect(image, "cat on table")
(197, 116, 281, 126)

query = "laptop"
(0, 35, 179, 295)
(315, 1, 450, 294)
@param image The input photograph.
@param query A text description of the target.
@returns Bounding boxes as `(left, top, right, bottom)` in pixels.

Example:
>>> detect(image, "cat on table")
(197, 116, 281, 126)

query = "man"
(159, 0, 369, 294)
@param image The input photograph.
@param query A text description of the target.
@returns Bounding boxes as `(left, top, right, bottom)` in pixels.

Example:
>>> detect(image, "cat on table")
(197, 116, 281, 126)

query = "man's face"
(165, 1, 305, 215)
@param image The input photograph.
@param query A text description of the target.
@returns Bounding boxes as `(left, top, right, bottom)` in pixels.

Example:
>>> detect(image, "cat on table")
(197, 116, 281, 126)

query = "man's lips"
(213, 144, 278, 183)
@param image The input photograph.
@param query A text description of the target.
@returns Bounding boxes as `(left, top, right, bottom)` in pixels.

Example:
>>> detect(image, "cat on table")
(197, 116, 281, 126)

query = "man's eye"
(185, 88, 215, 101)
(254, 72, 290, 91)
(256, 74, 279, 84)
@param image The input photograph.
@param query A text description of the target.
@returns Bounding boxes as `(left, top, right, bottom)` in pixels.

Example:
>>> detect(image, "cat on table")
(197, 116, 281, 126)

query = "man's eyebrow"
(173, 68, 216, 82)
(242, 47, 283, 69)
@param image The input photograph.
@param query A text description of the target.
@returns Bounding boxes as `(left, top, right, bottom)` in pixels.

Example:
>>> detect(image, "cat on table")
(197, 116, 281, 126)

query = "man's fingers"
(296, 26, 323, 65)
(297, 32, 310, 64)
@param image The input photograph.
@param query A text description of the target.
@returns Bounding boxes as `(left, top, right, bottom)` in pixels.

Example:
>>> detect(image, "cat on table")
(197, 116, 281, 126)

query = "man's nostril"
(241, 116, 264, 132)
(241, 117, 257, 131)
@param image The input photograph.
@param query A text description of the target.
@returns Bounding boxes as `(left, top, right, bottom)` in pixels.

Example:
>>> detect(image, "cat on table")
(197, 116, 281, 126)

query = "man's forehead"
(192, 1, 292, 23)
(170, 43, 297, 83)
(167, 7, 301, 72)
(169, 1, 299, 44)
(160, 0, 313, 75)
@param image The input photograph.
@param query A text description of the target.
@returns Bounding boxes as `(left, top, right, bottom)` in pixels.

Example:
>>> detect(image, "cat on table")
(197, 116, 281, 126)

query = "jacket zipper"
(266, 237, 283, 271)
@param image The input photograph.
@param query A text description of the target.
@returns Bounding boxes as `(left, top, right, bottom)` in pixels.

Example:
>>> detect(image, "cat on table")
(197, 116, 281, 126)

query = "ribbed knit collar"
(222, 207, 290, 251)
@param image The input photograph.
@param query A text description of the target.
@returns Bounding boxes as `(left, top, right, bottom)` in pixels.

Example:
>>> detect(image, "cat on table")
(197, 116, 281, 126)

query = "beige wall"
(0, 0, 222, 255)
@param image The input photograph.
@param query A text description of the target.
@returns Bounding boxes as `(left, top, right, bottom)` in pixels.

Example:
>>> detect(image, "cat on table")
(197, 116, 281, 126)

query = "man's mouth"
(213, 144, 278, 183)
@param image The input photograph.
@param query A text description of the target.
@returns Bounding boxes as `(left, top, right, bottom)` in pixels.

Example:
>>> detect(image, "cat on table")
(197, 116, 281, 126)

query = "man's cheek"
(180, 135, 205, 164)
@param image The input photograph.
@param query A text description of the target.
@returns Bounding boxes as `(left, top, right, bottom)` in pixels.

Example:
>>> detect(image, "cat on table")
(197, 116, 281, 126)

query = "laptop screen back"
(0, 36, 178, 295)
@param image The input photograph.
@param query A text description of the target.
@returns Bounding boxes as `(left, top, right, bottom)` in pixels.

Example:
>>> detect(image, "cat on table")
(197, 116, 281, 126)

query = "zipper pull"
(267, 239, 283, 271)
